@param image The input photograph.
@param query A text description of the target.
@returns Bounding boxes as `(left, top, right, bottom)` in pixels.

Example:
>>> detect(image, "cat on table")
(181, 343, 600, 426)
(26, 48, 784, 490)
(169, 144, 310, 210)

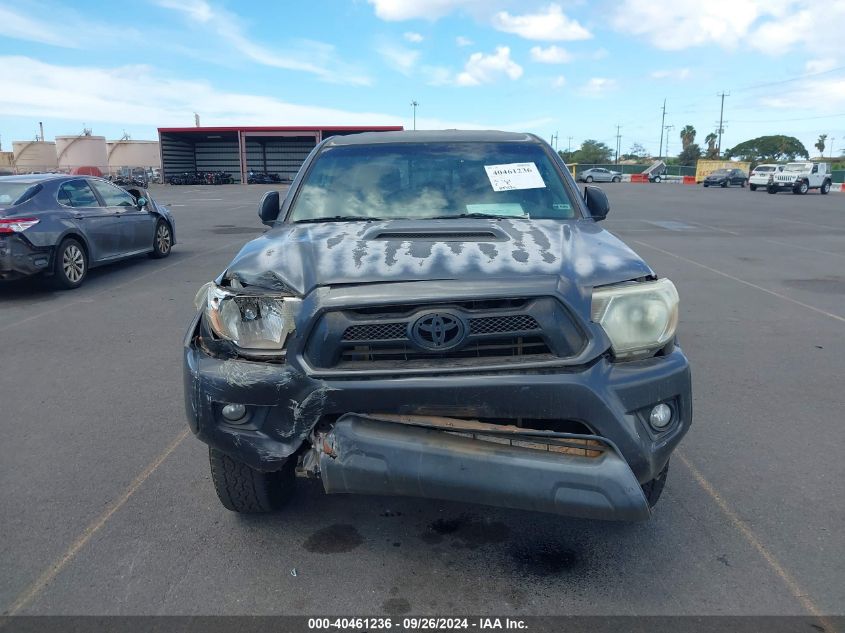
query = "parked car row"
(701, 162, 833, 194)
(0, 174, 175, 288)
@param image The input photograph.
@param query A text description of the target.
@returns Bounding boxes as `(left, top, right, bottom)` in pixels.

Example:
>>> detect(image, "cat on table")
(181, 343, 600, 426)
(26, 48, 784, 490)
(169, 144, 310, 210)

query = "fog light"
(649, 403, 673, 430)
(221, 403, 247, 422)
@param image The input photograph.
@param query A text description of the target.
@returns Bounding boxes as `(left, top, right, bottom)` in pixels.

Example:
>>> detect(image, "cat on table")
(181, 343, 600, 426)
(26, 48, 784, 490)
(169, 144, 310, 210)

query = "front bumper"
(320, 415, 651, 521)
(184, 309, 692, 493)
(0, 234, 52, 280)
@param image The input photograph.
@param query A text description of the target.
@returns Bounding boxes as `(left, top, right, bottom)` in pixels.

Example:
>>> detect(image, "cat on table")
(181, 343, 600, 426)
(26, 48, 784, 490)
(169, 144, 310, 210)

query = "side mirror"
(136, 196, 147, 209)
(258, 190, 280, 226)
(584, 185, 610, 221)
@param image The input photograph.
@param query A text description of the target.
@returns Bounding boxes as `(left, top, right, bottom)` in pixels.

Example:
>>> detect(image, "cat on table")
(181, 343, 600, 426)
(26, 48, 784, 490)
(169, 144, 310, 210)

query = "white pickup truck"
(767, 162, 833, 195)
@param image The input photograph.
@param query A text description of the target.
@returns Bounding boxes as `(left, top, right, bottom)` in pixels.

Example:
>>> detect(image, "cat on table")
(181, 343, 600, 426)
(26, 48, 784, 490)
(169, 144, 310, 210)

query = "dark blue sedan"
(0, 174, 175, 288)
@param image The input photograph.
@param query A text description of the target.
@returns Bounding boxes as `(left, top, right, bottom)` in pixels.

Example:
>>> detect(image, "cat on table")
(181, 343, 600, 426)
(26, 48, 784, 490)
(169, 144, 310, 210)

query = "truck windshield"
(287, 142, 578, 222)
(784, 163, 808, 172)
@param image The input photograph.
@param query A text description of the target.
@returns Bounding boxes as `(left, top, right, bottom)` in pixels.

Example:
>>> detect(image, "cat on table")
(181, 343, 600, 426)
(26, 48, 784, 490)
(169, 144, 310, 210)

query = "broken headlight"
(194, 282, 300, 350)
(591, 278, 679, 360)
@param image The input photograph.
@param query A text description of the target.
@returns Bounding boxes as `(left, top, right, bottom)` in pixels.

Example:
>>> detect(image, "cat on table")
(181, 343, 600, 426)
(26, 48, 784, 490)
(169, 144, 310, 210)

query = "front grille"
(305, 296, 587, 372)
(469, 315, 539, 335)
(340, 335, 551, 363)
(343, 322, 406, 341)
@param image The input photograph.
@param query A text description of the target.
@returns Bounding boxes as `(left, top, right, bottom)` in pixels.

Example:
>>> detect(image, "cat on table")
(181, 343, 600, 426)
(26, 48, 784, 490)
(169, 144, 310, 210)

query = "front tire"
(150, 220, 172, 259)
(52, 238, 87, 289)
(209, 448, 296, 513)
(793, 180, 809, 195)
(821, 180, 831, 195)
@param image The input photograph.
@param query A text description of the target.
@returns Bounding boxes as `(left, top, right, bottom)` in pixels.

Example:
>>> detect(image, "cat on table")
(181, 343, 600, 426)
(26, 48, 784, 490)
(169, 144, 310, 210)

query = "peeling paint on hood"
(223, 218, 653, 295)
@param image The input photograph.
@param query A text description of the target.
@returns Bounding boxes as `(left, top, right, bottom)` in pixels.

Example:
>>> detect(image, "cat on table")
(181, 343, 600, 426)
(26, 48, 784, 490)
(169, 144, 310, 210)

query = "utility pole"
(830, 137, 836, 159)
(664, 124, 675, 158)
(567, 136, 573, 154)
(716, 92, 729, 155)
(658, 99, 666, 159)
(615, 125, 622, 165)
(410, 100, 419, 130)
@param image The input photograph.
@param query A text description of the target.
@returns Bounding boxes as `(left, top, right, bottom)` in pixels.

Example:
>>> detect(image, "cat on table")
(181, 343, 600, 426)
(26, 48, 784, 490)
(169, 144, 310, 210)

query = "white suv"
(767, 162, 833, 195)
(748, 164, 782, 191)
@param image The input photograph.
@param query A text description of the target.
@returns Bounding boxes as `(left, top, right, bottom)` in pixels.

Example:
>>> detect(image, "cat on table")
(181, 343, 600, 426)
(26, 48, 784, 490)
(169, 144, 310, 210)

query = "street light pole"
(410, 100, 419, 131)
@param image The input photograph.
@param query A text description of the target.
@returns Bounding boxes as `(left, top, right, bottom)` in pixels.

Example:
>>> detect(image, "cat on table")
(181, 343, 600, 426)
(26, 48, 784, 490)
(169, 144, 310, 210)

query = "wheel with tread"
(749, 184, 757, 191)
(612, 176, 621, 183)
(793, 180, 809, 195)
(642, 460, 669, 509)
(209, 447, 296, 513)
(52, 237, 87, 289)
(720, 180, 728, 188)
(767, 184, 777, 194)
(585, 175, 593, 183)
(150, 219, 172, 259)
(654, 176, 661, 183)
(820, 180, 831, 195)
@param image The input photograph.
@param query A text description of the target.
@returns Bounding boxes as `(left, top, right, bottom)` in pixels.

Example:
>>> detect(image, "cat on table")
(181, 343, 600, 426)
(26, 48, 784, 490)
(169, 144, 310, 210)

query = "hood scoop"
(365, 227, 507, 242)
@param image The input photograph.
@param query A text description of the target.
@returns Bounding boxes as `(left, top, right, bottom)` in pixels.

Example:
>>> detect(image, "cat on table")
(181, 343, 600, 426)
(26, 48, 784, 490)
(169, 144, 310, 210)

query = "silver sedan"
(577, 168, 622, 183)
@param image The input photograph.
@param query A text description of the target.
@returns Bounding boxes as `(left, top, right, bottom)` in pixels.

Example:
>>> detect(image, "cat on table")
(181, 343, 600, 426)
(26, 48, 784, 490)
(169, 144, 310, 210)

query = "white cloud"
(404, 31, 424, 43)
(367, 0, 488, 21)
(377, 43, 421, 75)
(0, 5, 70, 46)
(611, 0, 845, 56)
(491, 4, 591, 41)
(0, 56, 550, 133)
(530, 45, 573, 64)
(805, 58, 838, 74)
(650, 68, 691, 80)
(455, 47, 523, 86)
(578, 77, 617, 97)
(155, 0, 371, 85)
(456, 36, 474, 47)
(759, 77, 845, 112)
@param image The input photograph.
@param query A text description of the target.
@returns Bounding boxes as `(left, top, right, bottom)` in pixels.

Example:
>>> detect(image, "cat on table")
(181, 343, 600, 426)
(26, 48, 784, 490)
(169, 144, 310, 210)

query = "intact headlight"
(194, 282, 300, 350)
(591, 279, 679, 359)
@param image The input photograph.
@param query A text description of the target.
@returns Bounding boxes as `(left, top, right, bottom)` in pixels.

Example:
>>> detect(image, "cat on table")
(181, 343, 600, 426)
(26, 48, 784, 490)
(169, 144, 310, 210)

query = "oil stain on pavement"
(302, 524, 363, 553)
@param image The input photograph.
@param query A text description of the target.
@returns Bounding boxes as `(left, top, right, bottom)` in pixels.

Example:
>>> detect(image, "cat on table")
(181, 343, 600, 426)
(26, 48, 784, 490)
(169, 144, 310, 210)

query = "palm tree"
(815, 134, 827, 156)
(680, 125, 696, 150)
(704, 132, 718, 159)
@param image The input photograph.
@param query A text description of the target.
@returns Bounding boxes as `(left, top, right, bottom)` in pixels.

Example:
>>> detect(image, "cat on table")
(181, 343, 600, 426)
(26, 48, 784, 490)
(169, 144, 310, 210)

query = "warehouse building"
(157, 125, 403, 184)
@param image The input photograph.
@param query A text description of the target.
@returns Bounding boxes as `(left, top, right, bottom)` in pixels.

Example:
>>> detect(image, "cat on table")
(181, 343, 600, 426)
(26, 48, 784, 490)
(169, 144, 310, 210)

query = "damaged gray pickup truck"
(184, 130, 691, 521)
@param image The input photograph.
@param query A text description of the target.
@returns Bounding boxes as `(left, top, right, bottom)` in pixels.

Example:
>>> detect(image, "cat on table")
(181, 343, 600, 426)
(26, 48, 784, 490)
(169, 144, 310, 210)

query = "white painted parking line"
(677, 452, 833, 629)
(4, 430, 190, 615)
(632, 239, 845, 324)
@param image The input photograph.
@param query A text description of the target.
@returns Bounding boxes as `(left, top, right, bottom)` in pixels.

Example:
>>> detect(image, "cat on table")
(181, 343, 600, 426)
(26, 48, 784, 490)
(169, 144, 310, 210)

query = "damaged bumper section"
(318, 415, 651, 521)
(0, 234, 51, 280)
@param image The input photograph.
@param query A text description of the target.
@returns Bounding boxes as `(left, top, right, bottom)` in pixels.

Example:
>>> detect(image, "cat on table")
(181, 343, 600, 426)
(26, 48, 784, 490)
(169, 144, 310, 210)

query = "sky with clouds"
(0, 0, 843, 157)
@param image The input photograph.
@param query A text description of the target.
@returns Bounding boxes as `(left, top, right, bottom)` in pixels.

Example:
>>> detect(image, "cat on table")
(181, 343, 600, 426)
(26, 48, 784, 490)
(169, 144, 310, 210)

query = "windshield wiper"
(425, 212, 524, 220)
(292, 216, 384, 224)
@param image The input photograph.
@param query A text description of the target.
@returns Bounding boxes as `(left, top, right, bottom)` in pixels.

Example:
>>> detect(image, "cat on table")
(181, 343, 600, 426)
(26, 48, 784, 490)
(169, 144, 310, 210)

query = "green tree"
(725, 135, 809, 162)
(815, 134, 827, 156)
(572, 139, 613, 164)
(704, 132, 718, 159)
(678, 143, 702, 166)
(680, 125, 696, 150)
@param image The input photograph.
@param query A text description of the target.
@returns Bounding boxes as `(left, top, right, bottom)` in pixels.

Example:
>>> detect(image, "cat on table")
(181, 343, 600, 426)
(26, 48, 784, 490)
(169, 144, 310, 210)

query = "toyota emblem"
(410, 312, 467, 351)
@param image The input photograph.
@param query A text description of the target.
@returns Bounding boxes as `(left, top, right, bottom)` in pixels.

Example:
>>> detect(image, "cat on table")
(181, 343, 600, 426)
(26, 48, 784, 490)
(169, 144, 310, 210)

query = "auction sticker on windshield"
(484, 162, 546, 191)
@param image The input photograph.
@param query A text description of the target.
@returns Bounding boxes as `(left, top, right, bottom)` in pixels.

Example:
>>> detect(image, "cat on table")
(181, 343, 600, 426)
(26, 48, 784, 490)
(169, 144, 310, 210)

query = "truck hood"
(221, 218, 654, 296)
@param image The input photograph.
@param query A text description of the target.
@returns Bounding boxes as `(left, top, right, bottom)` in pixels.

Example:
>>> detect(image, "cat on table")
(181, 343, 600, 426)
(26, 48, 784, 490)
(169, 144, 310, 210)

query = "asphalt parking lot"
(1, 182, 843, 617)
